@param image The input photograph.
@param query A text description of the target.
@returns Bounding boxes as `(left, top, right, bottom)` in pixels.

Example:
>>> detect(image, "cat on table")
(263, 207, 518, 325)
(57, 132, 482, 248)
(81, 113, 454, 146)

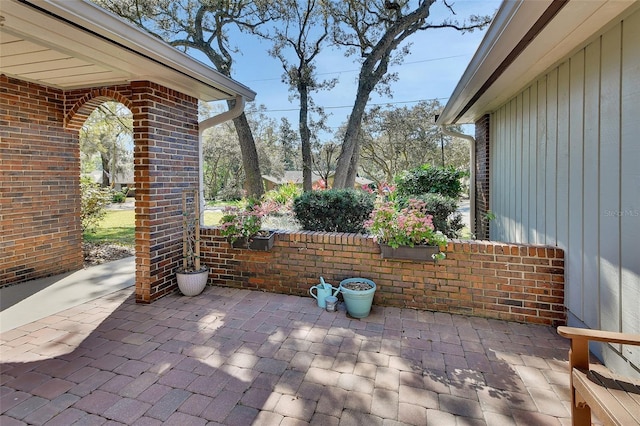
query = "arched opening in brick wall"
(64, 83, 201, 303)
(1, 77, 201, 304)
(72, 98, 136, 262)
(66, 90, 136, 264)
(82, 103, 134, 193)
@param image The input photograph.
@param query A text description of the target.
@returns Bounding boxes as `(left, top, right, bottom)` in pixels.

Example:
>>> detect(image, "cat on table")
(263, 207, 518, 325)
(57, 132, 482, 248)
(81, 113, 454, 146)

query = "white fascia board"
(438, 0, 551, 125)
(467, 0, 638, 119)
(25, 0, 256, 101)
(438, 0, 637, 125)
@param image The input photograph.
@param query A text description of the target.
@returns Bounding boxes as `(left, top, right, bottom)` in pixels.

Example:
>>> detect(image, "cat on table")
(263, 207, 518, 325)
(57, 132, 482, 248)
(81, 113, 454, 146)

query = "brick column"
(131, 81, 200, 302)
(475, 114, 491, 240)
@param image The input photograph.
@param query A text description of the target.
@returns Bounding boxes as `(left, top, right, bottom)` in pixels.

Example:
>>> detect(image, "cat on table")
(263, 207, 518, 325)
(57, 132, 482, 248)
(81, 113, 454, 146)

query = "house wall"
(1, 78, 200, 303)
(202, 229, 566, 326)
(488, 9, 640, 375)
(0, 76, 84, 284)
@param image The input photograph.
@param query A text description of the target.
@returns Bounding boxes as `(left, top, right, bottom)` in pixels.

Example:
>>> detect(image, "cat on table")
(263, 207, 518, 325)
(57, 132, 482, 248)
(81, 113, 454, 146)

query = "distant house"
(438, 1, 639, 376)
(262, 171, 373, 191)
(86, 170, 135, 194)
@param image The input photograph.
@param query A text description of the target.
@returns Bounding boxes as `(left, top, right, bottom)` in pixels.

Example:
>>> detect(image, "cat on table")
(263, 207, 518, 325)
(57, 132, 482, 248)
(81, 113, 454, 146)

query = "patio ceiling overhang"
(437, 0, 638, 125)
(0, 0, 256, 102)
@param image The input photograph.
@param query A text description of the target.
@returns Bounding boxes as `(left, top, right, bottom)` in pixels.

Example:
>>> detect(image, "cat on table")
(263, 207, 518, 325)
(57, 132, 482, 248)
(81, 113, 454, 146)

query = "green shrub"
(293, 189, 375, 233)
(111, 186, 129, 203)
(263, 182, 301, 205)
(395, 164, 467, 199)
(81, 177, 112, 232)
(398, 193, 464, 238)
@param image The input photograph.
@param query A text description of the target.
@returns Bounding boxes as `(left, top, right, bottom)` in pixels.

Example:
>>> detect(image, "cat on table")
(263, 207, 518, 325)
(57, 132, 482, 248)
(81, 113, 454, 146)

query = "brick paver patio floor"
(1, 285, 574, 425)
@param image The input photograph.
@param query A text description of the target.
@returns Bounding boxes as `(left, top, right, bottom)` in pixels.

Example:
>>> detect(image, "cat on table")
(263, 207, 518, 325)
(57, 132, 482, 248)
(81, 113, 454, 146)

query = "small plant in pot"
(219, 202, 275, 250)
(364, 198, 448, 261)
(176, 189, 209, 296)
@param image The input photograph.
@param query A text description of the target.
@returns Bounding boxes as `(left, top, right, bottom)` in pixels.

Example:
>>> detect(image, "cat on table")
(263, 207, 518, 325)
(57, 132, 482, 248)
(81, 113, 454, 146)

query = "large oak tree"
(330, 0, 491, 188)
(95, 0, 273, 197)
(268, 0, 336, 192)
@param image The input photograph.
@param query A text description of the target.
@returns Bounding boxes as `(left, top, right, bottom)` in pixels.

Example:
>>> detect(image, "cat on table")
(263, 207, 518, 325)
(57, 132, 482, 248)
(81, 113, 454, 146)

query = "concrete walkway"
(0, 275, 578, 425)
(0, 257, 134, 333)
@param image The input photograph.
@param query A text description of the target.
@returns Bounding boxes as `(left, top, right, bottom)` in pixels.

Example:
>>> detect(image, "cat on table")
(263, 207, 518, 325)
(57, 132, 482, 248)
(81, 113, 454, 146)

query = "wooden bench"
(558, 326, 640, 426)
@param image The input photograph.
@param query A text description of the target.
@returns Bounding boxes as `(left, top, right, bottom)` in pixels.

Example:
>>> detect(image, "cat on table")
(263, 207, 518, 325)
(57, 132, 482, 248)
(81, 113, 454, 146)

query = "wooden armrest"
(557, 327, 640, 425)
(558, 326, 640, 346)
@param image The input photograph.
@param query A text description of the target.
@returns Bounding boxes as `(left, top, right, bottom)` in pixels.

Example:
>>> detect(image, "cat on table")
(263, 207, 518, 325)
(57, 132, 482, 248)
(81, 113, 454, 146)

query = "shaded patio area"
(1, 279, 574, 425)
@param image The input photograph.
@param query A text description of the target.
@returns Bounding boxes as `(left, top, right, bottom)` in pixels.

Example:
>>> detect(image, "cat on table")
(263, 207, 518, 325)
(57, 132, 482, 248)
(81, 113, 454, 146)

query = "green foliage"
(79, 101, 133, 188)
(83, 210, 223, 243)
(80, 177, 113, 233)
(398, 193, 464, 239)
(395, 165, 467, 199)
(219, 203, 264, 244)
(484, 210, 497, 222)
(263, 182, 302, 205)
(359, 100, 472, 182)
(111, 186, 129, 203)
(260, 183, 301, 226)
(293, 189, 374, 233)
(364, 198, 448, 250)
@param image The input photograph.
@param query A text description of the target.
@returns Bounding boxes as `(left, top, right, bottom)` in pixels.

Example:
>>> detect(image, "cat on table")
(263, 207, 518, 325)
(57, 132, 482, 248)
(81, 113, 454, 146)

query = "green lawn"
(83, 209, 223, 246)
(204, 211, 223, 226)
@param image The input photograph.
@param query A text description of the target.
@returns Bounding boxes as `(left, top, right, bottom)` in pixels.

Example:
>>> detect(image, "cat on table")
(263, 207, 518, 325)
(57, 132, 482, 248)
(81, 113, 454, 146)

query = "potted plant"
(339, 277, 377, 318)
(219, 203, 275, 250)
(176, 189, 209, 296)
(364, 198, 448, 261)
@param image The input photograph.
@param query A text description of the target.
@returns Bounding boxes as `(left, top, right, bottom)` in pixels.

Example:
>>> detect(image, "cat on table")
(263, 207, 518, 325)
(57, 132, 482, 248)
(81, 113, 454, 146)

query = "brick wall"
(129, 82, 200, 303)
(0, 76, 83, 285)
(2, 77, 199, 303)
(475, 114, 491, 240)
(201, 229, 566, 326)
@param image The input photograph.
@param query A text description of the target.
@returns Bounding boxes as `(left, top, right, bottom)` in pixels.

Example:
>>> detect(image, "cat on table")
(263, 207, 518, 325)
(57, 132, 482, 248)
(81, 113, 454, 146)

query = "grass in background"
(83, 210, 135, 245)
(83, 209, 224, 245)
(203, 211, 223, 227)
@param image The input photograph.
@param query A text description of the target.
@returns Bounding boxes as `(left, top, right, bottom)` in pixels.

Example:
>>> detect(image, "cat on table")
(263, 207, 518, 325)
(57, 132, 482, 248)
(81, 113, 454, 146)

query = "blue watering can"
(309, 277, 339, 308)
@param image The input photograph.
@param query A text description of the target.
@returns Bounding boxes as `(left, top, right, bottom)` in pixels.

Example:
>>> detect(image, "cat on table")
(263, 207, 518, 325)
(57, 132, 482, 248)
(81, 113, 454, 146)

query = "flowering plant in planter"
(219, 205, 264, 245)
(364, 198, 447, 260)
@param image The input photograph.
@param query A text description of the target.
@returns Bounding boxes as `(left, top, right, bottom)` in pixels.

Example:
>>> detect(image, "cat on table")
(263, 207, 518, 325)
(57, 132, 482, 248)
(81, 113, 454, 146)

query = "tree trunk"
(332, 0, 448, 189)
(333, 79, 373, 188)
(345, 135, 360, 187)
(100, 152, 111, 187)
(228, 99, 264, 198)
(299, 85, 313, 192)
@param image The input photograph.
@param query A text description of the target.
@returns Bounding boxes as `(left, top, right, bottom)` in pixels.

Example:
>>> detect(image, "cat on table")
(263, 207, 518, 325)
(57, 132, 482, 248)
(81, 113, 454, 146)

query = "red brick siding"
(2, 78, 199, 303)
(65, 86, 134, 130)
(475, 114, 491, 240)
(0, 75, 83, 285)
(201, 229, 566, 326)
(130, 82, 200, 303)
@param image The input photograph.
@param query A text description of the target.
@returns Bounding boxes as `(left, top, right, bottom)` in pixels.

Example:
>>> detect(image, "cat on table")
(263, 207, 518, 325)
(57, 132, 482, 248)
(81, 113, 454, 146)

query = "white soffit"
(0, 0, 256, 102)
(438, 0, 638, 124)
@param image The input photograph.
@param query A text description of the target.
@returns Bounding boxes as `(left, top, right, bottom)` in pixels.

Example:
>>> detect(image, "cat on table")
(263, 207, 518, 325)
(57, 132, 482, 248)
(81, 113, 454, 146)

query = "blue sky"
(216, 1, 502, 141)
